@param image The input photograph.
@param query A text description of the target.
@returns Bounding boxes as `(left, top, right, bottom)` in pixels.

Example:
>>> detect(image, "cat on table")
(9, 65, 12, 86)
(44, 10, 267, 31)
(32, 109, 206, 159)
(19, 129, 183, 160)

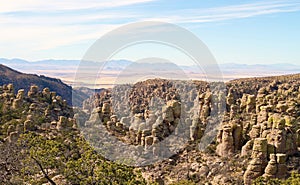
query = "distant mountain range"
(1, 58, 299, 87)
(0, 58, 132, 71)
(219, 62, 300, 73)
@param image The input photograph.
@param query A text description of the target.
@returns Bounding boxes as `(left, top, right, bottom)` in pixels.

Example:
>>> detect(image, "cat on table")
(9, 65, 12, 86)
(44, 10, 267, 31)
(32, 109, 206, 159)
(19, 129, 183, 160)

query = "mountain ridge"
(0, 64, 73, 104)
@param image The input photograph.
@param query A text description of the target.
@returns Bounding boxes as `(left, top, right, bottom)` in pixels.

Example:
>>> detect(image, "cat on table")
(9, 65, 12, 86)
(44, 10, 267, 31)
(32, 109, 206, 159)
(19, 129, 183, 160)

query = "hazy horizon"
(1, 58, 299, 89)
(1, 57, 299, 66)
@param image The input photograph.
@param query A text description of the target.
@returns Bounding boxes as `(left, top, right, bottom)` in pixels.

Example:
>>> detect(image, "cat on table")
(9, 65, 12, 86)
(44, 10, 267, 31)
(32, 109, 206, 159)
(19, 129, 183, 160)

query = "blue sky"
(0, 0, 300, 65)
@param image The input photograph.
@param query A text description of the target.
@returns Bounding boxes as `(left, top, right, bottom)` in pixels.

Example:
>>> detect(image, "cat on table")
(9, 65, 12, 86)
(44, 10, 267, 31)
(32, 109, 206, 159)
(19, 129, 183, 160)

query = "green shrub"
(253, 173, 300, 185)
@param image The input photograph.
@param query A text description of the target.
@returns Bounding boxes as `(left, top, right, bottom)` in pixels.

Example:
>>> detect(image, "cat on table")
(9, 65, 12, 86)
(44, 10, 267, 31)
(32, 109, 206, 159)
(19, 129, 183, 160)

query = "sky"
(0, 0, 300, 65)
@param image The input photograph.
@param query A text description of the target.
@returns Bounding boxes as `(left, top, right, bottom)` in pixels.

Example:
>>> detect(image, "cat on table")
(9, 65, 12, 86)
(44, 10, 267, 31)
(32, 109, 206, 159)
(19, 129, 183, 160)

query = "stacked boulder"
(216, 125, 234, 157)
(28, 85, 39, 99)
(24, 115, 36, 132)
(263, 153, 287, 179)
(56, 116, 74, 131)
(12, 89, 25, 110)
(216, 120, 243, 157)
(244, 138, 268, 185)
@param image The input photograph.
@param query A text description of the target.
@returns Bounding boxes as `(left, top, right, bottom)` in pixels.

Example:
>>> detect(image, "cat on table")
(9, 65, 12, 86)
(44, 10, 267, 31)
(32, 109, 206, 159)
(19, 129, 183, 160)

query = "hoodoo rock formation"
(79, 74, 300, 184)
(2, 73, 299, 184)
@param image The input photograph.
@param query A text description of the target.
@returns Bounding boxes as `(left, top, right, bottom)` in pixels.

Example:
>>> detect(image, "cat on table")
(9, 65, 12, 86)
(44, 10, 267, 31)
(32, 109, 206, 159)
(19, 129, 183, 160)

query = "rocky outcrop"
(0, 64, 73, 105)
(244, 138, 268, 185)
(0, 84, 74, 143)
(263, 153, 287, 179)
(79, 74, 300, 184)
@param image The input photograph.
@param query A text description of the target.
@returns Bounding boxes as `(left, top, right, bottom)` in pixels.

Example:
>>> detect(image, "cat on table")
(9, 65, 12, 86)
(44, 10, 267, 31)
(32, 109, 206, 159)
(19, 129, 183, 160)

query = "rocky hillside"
(0, 64, 73, 105)
(0, 64, 98, 107)
(81, 74, 300, 184)
(0, 84, 147, 184)
(1, 72, 299, 184)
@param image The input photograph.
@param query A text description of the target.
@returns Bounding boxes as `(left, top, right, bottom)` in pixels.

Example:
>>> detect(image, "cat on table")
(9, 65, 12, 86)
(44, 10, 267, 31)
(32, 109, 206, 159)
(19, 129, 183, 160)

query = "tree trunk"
(31, 157, 56, 185)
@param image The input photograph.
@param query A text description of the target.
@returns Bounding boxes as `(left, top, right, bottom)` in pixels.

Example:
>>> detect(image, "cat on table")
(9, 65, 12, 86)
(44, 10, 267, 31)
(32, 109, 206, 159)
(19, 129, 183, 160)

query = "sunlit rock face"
(79, 74, 300, 184)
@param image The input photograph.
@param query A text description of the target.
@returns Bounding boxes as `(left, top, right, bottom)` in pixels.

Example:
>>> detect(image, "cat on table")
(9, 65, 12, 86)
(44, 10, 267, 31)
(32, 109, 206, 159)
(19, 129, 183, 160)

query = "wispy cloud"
(1, 0, 300, 60)
(0, 0, 157, 12)
(144, 1, 300, 23)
